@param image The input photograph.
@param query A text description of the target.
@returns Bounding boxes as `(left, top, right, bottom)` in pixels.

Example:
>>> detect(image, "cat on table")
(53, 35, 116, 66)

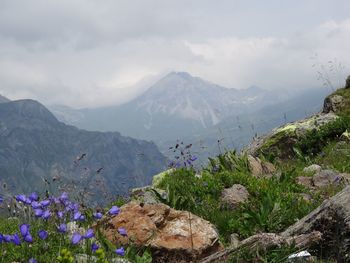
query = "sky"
(0, 0, 350, 108)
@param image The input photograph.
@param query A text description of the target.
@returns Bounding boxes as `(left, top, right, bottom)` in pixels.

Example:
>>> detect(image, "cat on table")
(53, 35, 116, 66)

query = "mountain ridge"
(0, 99, 167, 204)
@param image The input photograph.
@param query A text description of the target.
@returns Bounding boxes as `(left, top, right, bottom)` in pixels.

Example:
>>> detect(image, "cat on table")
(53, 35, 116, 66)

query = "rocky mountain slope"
(0, 99, 167, 204)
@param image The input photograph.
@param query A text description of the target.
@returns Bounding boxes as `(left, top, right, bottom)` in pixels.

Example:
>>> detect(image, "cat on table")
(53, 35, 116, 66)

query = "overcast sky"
(0, 0, 350, 108)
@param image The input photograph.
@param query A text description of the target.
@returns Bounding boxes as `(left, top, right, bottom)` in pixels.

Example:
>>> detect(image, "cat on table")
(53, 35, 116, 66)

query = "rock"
(102, 202, 222, 263)
(247, 155, 276, 177)
(346, 75, 350, 89)
(200, 232, 321, 263)
(303, 164, 322, 174)
(248, 155, 263, 176)
(297, 169, 349, 189)
(220, 184, 249, 209)
(323, 94, 345, 113)
(312, 169, 341, 188)
(230, 233, 240, 249)
(152, 169, 174, 188)
(245, 113, 338, 159)
(281, 186, 350, 261)
(296, 176, 313, 188)
(130, 186, 167, 204)
(262, 161, 276, 175)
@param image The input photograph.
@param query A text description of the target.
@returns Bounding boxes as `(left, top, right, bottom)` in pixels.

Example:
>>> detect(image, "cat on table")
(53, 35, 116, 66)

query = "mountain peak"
(0, 99, 60, 128)
(167, 71, 193, 79)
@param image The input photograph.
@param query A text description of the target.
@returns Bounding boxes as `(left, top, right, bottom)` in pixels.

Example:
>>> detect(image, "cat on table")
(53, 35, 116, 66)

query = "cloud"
(0, 1, 349, 107)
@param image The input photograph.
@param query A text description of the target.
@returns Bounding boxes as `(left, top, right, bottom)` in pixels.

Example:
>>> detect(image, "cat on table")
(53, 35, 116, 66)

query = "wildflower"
(31, 201, 41, 209)
(12, 233, 21, 245)
(38, 230, 48, 240)
(3, 234, 12, 243)
(108, 206, 120, 215)
(29, 192, 39, 201)
(73, 211, 81, 220)
(190, 156, 198, 162)
(118, 227, 127, 236)
(115, 246, 125, 256)
(40, 199, 50, 207)
(42, 210, 51, 220)
(57, 223, 67, 233)
(15, 194, 26, 203)
(34, 209, 43, 217)
(91, 242, 99, 253)
(20, 224, 30, 237)
(93, 212, 103, 219)
(71, 232, 82, 245)
(0, 196, 3, 203)
(57, 210, 64, 219)
(84, 229, 94, 239)
(79, 215, 85, 221)
(24, 234, 33, 243)
(28, 258, 37, 263)
(59, 192, 69, 201)
(52, 197, 60, 204)
(70, 202, 79, 211)
(24, 197, 32, 205)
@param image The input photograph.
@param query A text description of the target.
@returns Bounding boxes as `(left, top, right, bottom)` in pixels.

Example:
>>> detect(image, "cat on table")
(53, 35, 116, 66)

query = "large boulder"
(245, 113, 338, 159)
(101, 202, 222, 263)
(281, 186, 350, 261)
(312, 169, 342, 188)
(220, 184, 250, 209)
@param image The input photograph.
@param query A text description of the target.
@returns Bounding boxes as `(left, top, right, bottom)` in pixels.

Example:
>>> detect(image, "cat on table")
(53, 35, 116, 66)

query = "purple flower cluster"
(168, 141, 198, 169)
(0, 191, 126, 260)
(0, 225, 49, 246)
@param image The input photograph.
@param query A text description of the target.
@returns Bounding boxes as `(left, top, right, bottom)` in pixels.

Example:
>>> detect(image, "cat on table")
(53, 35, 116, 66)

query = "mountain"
(49, 72, 293, 142)
(0, 99, 167, 204)
(49, 72, 330, 164)
(0, 95, 10, 103)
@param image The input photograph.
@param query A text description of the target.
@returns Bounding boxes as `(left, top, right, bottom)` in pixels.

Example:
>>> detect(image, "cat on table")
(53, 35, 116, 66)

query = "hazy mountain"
(49, 72, 293, 143)
(0, 99, 167, 204)
(0, 95, 10, 103)
(48, 72, 331, 165)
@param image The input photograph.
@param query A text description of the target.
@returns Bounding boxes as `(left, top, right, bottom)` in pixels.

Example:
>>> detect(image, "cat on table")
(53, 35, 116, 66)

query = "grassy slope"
(156, 87, 350, 262)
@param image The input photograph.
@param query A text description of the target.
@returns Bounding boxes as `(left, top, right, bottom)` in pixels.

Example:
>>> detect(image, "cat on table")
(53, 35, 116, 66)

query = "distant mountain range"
(48, 72, 300, 141)
(49, 72, 330, 163)
(0, 98, 166, 204)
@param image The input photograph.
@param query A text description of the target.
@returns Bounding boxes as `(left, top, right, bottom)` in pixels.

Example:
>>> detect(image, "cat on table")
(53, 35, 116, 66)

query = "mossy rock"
(152, 168, 175, 188)
(246, 113, 338, 160)
(245, 83, 350, 160)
